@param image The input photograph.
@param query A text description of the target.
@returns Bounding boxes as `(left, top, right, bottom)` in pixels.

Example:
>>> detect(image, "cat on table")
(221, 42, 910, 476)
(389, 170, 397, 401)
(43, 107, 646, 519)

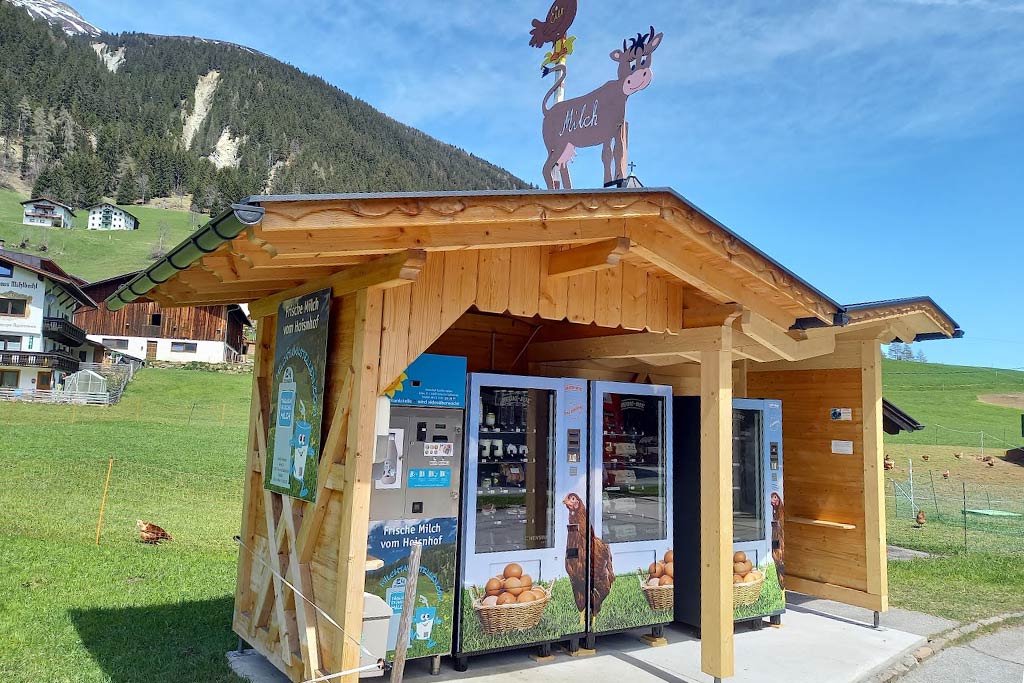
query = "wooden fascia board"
(628, 223, 802, 330)
(526, 327, 729, 363)
(258, 193, 663, 231)
(738, 310, 835, 362)
(248, 250, 426, 319)
(546, 237, 630, 278)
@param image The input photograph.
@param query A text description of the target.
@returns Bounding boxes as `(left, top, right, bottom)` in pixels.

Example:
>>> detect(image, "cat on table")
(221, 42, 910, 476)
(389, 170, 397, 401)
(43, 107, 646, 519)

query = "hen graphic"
(563, 493, 614, 621)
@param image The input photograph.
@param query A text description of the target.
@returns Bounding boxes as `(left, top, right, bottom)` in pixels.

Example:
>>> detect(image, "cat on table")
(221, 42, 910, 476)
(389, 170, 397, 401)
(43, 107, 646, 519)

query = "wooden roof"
(103, 188, 959, 344)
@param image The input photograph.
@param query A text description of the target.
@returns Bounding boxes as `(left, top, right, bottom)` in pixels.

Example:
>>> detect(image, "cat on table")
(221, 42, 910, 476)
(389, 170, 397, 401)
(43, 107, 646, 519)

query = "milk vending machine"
(362, 354, 467, 676)
(673, 398, 786, 629)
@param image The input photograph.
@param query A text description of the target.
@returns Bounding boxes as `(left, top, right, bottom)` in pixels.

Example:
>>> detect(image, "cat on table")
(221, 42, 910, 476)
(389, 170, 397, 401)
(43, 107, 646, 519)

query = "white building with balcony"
(0, 249, 95, 393)
(20, 197, 76, 228)
(86, 202, 140, 231)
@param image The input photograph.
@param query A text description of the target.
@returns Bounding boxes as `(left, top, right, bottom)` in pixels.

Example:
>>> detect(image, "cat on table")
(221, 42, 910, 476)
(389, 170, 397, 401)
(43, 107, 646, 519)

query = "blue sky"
(74, 0, 1024, 369)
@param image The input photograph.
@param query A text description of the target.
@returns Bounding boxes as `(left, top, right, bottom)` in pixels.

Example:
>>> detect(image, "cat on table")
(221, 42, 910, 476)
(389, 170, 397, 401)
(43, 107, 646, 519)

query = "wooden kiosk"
(104, 188, 960, 682)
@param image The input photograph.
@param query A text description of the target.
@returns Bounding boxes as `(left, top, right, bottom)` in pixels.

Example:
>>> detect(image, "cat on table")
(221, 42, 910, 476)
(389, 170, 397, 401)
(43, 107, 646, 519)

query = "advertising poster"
(387, 354, 466, 408)
(265, 288, 331, 502)
(364, 517, 458, 660)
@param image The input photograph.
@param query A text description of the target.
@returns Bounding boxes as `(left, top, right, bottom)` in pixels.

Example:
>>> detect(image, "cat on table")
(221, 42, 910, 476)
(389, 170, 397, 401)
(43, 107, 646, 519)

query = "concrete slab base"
(228, 608, 926, 683)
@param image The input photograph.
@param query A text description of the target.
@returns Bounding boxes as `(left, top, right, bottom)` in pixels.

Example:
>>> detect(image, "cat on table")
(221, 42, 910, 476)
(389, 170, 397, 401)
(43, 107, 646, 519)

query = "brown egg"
(742, 560, 753, 574)
(740, 572, 751, 583)
(531, 588, 547, 601)
(733, 551, 747, 564)
(485, 577, 504, 596)
(520, 574, 533, 589)
(517, 591, 536, 603)
(659, 575, 674, 587)
(504, 576, 524, 596)
(497, 592, 517, 605)
(649, 562, 664, 578)
(503, 563, 523, 579)
(481, 595, 498, 607)
(733, 574, 744, 584)
(664, 549, 674, 564)
(733, 561, 746, 574)
(664, 562, 673, 578)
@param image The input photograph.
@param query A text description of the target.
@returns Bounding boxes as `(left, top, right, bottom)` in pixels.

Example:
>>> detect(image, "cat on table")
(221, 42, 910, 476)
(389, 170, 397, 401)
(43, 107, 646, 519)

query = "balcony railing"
(43, 317, 87, 347)
(0, 351, 79, 374)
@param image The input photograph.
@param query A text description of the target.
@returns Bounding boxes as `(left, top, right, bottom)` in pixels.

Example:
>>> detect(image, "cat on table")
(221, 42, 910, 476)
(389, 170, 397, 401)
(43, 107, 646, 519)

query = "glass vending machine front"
(589, 381, 674, 634)
(733, 408, 765, 544)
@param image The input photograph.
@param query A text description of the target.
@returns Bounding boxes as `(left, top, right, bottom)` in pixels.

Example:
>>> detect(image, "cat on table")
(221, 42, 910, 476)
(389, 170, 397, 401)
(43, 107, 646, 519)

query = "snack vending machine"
(672, 397, 785, 629)
(587, 381, 674, 645)
(454, 373, 588, 667)
(362, 354, 467, 676)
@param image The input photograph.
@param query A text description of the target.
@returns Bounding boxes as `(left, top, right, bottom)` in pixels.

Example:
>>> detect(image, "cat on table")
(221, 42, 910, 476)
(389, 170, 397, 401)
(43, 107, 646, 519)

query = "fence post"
(186, 401, 197, 426)
(908, 459, 916, 514)
(962, 481, 968, 553)
(95, 457, 114, 546)
(929, 470, 939, 515)
(390, 541, 422, 683)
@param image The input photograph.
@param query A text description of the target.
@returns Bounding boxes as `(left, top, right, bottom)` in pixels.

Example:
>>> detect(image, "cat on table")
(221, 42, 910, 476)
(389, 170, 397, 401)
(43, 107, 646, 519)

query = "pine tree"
(116, 173, 140, 205)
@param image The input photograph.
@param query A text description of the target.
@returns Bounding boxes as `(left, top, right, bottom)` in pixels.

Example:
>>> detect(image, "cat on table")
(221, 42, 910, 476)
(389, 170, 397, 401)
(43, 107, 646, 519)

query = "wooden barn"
(77, 272, 251, 363)
(102, 189, 960, 682)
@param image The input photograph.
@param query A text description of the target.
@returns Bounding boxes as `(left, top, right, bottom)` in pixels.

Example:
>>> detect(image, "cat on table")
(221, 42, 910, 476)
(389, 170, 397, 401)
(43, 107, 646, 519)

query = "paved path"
(900, 625, 1024, 683)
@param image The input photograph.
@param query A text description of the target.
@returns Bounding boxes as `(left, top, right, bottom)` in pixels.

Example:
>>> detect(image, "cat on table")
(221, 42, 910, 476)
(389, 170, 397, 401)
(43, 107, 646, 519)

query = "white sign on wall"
(0, 266, 43, 335)
(831, 440, 854, 455)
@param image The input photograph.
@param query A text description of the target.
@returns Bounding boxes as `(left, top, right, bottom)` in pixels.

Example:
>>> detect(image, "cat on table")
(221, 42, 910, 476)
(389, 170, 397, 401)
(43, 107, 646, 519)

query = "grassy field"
(882, 359, 1024, 447)
(0, 368, 252, 683)
(0, 187, 203, 281)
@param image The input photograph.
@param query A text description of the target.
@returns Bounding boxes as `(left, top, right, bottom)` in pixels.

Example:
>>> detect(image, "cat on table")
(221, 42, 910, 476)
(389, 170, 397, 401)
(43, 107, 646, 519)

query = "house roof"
(86, 202, 141, 224)
(882, 398, 925, 435)
(100, 188, 960, 343)
(20, 196, 77, 216)
(843, 297, 963, 342)
(0, 249, 95, 308)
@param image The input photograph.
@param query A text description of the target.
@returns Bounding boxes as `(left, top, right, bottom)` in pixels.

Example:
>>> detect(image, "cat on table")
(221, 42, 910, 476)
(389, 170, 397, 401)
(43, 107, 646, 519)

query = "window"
(171, 341, 198, 353)
(79, 351, 87, 361)
(101, 337, 129, 350)
(0, 370, 18, 388)
(0, 298, 27, 316)
(0, 262, 12, 278)
(150, 313, 162, 326)
(0, 335, 22, 351)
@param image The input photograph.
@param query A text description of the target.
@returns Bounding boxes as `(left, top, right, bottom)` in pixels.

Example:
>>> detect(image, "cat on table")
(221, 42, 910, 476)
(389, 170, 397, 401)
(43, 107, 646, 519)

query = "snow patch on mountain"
(4, 0, 101, 37)
(181, 70, 220, 150)
(208, 128, 245, 169)
(90, 42, 125, 73)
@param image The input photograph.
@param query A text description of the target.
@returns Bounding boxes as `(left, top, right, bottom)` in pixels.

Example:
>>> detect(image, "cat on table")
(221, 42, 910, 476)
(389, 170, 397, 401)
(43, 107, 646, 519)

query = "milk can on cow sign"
(265, 288, 331, 502)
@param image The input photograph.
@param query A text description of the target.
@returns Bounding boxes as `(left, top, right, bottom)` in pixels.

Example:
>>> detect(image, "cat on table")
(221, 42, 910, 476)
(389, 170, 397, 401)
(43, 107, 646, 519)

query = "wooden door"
(146, 340, 158, 359)
(37, 371, 52, 390)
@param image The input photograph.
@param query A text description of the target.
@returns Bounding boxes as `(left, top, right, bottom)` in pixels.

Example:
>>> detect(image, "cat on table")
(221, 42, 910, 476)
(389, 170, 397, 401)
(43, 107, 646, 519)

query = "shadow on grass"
(69, 596, 241, 683)
(1003, 448, 1024, 467)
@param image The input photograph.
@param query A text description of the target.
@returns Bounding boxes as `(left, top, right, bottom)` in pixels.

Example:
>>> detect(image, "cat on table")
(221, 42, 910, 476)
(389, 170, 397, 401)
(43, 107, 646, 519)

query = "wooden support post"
(861, 340, 889, 608)
(333, 287, 384, 679)
(700, 327, 733, 680)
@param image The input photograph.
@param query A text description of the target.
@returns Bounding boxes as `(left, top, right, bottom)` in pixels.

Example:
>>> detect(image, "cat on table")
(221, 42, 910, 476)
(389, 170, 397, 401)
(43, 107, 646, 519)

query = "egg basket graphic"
(469, 582, 551, 635)
(733, 573, 765, 607)
(637, 570, 674, 611)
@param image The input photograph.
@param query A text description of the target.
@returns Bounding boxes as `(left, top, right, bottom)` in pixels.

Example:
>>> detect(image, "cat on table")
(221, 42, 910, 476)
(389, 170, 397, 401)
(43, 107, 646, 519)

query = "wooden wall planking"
(747, 367, 876, 601)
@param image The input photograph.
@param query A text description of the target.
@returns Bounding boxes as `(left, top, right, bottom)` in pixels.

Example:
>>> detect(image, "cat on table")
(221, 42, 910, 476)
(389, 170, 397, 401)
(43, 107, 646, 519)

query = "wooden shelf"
(788, 517, 857, 531)
(365, 555, 385, 572)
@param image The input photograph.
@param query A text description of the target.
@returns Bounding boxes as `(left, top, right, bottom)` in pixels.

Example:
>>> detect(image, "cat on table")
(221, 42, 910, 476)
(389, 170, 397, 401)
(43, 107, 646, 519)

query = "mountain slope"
(0, 1, 527, 216)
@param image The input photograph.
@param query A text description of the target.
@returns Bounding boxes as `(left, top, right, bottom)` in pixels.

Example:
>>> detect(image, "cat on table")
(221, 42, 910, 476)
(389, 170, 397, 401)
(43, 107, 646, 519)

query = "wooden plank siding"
(75, 297, 233, 343)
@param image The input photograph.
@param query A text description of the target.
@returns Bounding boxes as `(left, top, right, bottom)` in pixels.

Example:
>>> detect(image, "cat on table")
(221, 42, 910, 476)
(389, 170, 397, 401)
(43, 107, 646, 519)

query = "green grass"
(734, 563, 785, 621)
(0, 368, 252, 683)
(592, 573, 671, 633)
(888, 554, 1024, 621)
(882, 359, 1024, 447)
(0, 187, 203, 281)
(458, 578, 581, 653)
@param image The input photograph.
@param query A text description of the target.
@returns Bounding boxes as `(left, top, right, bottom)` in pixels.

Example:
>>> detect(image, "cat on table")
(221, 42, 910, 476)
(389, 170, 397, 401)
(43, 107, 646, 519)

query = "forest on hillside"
(0, 3, 526, 216)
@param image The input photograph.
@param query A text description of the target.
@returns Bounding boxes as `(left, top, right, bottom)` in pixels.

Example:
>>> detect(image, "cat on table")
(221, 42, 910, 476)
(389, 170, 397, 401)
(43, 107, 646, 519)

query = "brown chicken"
(137, 519, 172, 544)
(528, 0, 577, 48)
(563, 493, 614, 620)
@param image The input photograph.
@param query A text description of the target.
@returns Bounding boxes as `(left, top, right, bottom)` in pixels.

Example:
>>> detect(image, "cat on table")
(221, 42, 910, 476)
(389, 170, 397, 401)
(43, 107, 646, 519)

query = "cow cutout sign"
(539, 25, 663, 189)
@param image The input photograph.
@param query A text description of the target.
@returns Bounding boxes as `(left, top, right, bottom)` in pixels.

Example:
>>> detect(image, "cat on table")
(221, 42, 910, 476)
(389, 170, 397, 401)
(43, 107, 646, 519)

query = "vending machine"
(587, 381, 674, 645)
(672, 398, 785, 629)
(453, 373, 588, 667)
(362, 354, 467, 676)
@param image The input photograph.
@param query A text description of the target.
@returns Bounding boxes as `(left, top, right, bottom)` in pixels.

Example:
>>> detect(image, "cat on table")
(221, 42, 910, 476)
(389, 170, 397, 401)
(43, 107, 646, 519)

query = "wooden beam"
(700, 327, 734, 680)
(527, 327, 729, 363)
(249, 250, 426, 319)
(786, 575, 886, 612)
(333, 287, 384, 679)
(738, 310, 835, 362)
(861, 340, 889, 608)
(629, 222, 805, 330)
(546, 237, 630, 279)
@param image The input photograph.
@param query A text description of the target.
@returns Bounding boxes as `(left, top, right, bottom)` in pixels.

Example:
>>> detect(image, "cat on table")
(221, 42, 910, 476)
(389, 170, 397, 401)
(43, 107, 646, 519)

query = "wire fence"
(888, 463, 1024, 555)
(0, 454, 244, 548)
(925, 424, 1023, 456)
